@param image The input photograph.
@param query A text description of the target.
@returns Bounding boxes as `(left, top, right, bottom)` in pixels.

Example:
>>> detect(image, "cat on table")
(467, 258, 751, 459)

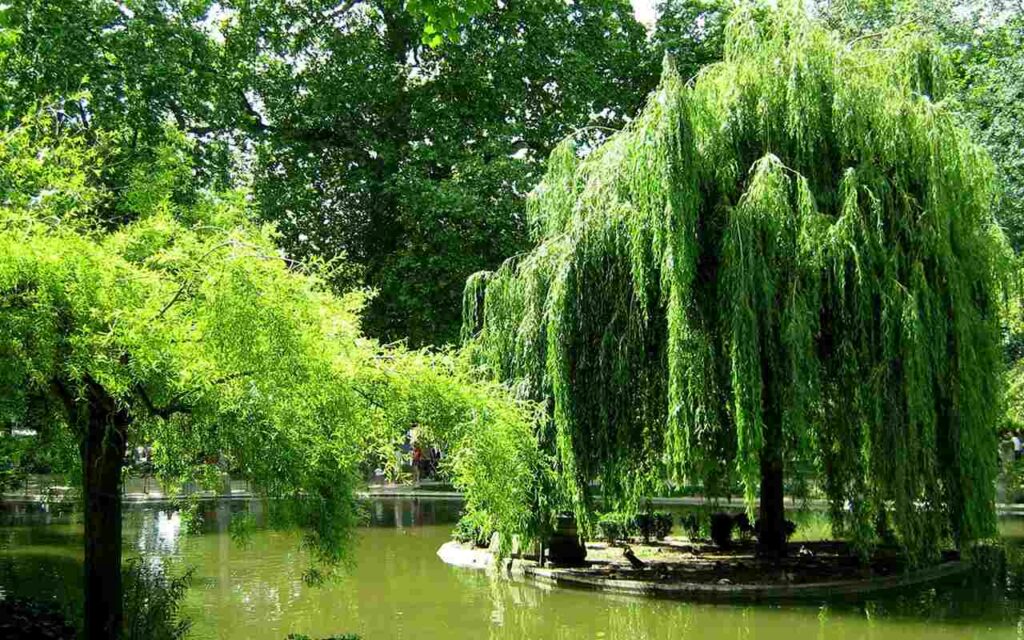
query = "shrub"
(634, 511, 673, 541)
(733, 513, 754, 540)
(1007, 458, 1024, 503)
(784, 519, 797, 540)
(599, 511, 673, 543)
(680, 513, 702, 540)
(751, 518, 798, 542)
(710, 512, 734, 549)
(452, 512, 491, 548)
(597, 512, 633, 544)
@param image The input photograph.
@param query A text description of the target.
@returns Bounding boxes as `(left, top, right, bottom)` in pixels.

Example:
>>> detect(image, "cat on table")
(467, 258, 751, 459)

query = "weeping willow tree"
(462, 2, 1010, 560)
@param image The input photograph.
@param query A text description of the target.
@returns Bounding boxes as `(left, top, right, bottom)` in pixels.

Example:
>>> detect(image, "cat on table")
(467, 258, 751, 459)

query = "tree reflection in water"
(0, 499, 1022, 640)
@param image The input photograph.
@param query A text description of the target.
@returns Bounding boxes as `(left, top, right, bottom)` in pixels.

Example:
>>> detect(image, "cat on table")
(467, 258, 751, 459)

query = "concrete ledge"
(523, 560, 969, 602)
(437, 541, 972, 602)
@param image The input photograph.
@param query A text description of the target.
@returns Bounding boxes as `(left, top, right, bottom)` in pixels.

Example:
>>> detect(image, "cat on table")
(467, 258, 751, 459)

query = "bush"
(751, 518, 798, 542)
(1007, 458, 1024, 503)
(680, 513, 702, 540)
(286, 635, 360, 640)
(710, 512, 734, 549)
(599, 511, 673, 544)
(596, 512, 633, 544)
(452, 512, 491, 548)
(634, 511, 673, 541)
(733, 513, 754, 540)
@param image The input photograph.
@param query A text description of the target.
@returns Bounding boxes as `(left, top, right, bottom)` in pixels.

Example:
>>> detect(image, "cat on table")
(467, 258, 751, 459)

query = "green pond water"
(1, 498, 1023, 639)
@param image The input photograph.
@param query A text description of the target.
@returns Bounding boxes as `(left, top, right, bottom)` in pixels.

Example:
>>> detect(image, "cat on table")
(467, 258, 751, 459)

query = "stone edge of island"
(436, 541, 971, 601)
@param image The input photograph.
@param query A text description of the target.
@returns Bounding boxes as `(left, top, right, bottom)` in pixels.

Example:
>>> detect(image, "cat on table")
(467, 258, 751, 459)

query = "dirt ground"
(571, 538, 959, 585)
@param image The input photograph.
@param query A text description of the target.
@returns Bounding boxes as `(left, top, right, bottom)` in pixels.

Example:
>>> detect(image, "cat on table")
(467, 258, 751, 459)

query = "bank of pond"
(1, 497, 1022, 639)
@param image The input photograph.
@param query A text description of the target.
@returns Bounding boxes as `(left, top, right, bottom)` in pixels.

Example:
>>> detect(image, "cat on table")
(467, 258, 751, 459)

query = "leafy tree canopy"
(233, 0, 658, 344)
(463, 2, 1011, 561)
(0, 111, 544, 637)
(816, 0, 1024, 248)
(0, 0, 661, 346)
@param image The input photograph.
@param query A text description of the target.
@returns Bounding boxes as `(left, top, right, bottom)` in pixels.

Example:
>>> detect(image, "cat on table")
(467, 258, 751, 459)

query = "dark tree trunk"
(757, 440, 787, 558)
(81, 381, 130, 640)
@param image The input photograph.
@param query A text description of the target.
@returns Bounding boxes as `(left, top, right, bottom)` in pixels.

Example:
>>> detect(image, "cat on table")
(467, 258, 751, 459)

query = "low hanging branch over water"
(0, 119, 545, 638)
(462, 2, 1011, 561)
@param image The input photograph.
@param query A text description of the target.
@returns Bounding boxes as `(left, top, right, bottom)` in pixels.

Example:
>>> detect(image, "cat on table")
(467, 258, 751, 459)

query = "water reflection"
(0, 499, 1022, 639)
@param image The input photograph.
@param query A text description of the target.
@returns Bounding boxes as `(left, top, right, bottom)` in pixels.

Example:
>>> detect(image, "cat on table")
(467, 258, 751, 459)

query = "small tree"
(463, 3, 1009, 560)
(0, 117, 543, 639)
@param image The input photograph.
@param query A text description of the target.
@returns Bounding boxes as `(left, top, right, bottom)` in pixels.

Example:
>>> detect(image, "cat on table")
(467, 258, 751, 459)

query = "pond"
(1, 498, 1023, 639)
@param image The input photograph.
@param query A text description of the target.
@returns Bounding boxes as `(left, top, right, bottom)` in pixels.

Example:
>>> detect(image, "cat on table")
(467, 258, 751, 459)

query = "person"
(1012, 432, 1023, 461)
(412, 443, 424, 484)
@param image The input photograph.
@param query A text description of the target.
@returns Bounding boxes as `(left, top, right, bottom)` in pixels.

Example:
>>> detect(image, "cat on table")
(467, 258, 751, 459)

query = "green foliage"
(233, 0, 657, 345)
(121, 559, 193, 640)
(452, 511, 492, 547)
(596, 510, 674, 543)
(1, 0, 754, 350)
(1007, 460, 1024, 503)
(816, 1, 1024, 249)
(710, 513, 734, 549)
(0, 109, 544, 573)
(679, 512, 704, 539)
(651, 0, 740, 80)
(596, 512, 633, 544)
(356, 346, 549, 555)
(409, 0, 491, 46)
(634, 511, 674, 541)
(463, 3, 1009, 561)
(955, 12, 1024, 250)
(285, 634, 360, 640)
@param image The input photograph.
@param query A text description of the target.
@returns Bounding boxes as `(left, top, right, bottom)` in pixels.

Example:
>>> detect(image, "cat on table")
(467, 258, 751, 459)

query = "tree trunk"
(757, 441, 787, 558)
(81, 381, 129, 640)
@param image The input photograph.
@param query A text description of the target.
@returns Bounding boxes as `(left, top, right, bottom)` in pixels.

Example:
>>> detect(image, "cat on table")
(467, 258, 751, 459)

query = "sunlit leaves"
(0, 117, 544, 570)
(464, 3, 1009, 559)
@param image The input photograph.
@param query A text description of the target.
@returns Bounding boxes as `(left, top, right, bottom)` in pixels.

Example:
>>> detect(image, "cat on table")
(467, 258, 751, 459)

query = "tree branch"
(314, 0, 361, 28)
(167, 370, 256, 407)
(353, 385, 387, 411)
(135, 385, 190, 420)
(151, 241, 235, 322)
(50, 379, 78, 418)
(240, 92, 271, 133)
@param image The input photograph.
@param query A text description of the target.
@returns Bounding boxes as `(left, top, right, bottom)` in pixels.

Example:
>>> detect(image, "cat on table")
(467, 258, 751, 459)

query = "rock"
(717, 578, 732, 585)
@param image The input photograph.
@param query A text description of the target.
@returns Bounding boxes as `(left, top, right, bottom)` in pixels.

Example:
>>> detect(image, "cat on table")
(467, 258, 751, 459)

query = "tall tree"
(0, 0, 659, 346)
(228, 0, 657, 345)
(0, 114, 543, 639)
(954, 11, 1024, 249)
(650, 0, 733, 80)
(0, 0, 234, 199)
(463, 3, 1008, 559)
(815, 0, 1024, 247)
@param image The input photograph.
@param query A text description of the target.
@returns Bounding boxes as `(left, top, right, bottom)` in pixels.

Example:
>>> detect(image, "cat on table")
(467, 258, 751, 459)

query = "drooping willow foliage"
(462, 3, 1011, 559)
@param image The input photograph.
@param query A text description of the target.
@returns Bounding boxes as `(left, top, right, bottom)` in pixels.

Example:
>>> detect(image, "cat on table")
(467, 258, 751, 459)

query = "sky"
(631, 0, 658, 27)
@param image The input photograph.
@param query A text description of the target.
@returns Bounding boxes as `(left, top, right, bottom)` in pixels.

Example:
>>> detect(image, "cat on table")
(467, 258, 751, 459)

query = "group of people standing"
(398, 426, 441, 484)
